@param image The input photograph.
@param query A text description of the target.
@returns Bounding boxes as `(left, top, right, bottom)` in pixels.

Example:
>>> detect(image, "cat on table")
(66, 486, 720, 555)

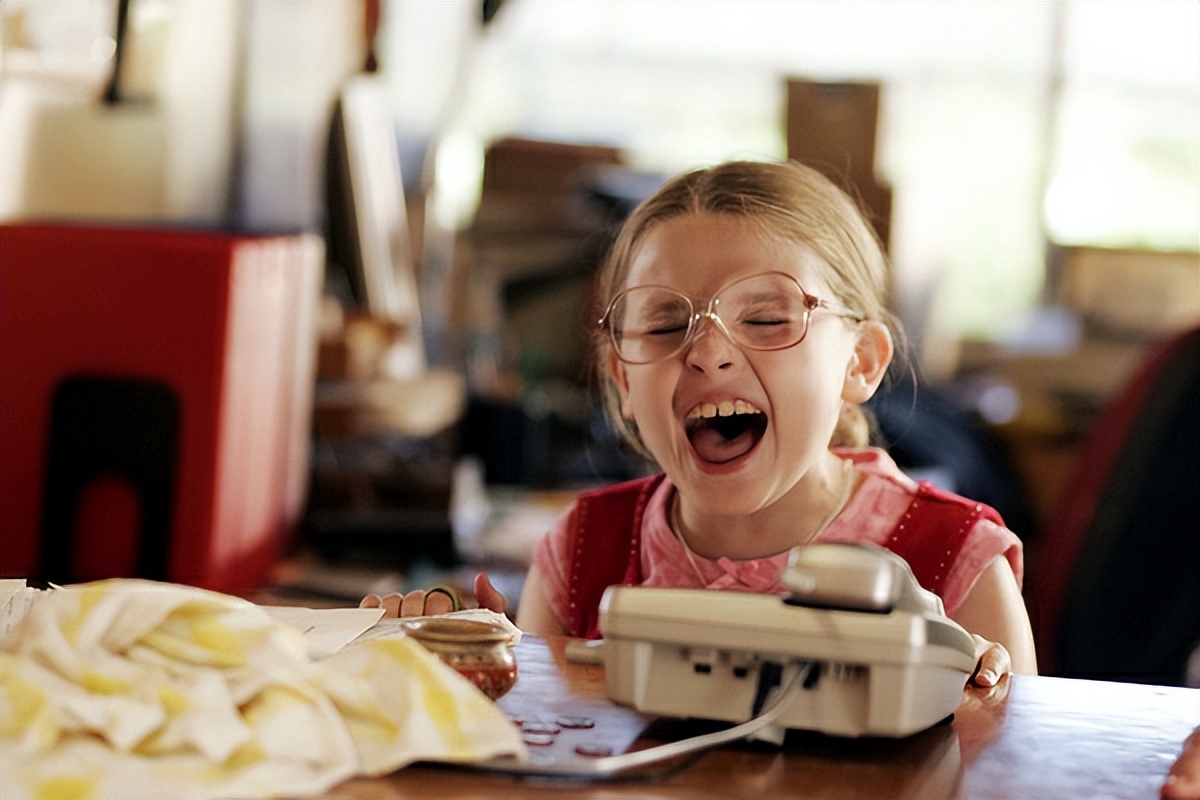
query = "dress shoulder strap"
(566, 474, 665, 639)
(884, 481, 1004, 596)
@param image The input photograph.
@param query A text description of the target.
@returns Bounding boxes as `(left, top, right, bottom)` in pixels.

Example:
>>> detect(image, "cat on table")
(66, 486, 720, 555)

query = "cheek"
(621, 369, 676, 428)
(763, 351, 847, 421)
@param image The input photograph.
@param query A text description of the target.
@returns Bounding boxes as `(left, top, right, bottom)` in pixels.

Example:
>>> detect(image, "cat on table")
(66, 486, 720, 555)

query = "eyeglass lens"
(607, 272, 816, 364)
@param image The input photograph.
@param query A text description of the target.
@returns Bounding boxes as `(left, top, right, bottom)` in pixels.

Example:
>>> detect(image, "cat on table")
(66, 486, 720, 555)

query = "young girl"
(364, 160, 1037, 686)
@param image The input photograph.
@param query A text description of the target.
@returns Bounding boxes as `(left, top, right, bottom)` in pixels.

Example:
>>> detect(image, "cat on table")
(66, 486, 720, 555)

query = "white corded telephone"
(598, 543, 976, 742)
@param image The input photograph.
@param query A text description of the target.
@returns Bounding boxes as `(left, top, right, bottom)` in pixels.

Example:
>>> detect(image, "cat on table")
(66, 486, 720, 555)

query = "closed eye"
(647, 322, 689, 336)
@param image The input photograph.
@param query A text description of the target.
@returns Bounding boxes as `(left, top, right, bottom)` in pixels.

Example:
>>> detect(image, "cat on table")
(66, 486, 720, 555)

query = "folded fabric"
(0, 579, 525, 799)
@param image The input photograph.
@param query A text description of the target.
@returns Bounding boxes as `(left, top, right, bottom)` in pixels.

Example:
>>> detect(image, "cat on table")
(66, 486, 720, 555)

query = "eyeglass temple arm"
(818, 298, 865, 323)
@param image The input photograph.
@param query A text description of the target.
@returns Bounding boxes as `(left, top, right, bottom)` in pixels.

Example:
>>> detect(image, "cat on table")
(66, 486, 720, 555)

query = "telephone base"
(599, 583, 976, 739)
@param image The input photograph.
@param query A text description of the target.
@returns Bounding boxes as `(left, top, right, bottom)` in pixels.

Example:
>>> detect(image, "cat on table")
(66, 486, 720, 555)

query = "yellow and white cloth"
(0, 580, 525, 799)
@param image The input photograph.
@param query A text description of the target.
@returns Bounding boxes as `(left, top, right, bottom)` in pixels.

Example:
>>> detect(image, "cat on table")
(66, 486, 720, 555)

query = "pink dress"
(532, 447, 1023, 635)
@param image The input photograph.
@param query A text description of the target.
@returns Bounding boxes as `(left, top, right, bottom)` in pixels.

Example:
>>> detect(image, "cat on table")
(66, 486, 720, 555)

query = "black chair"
(1032, 327, 1200, 686)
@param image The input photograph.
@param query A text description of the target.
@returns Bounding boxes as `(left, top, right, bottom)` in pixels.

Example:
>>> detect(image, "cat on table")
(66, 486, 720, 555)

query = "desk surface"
(321, 635, 1198, 799)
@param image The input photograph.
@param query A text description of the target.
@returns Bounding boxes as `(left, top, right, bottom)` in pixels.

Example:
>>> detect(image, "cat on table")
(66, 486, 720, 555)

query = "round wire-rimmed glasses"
(598, 271, 864, 365)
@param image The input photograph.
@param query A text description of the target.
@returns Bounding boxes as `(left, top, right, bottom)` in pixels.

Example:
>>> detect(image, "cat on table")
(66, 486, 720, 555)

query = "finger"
(474, 572, 508, 614)
(971, 659, 1002, 687)
(985, 643, 1012, 680)
(380, 593, 403, 618)
(966, 671, 1011, 704)
(423, 588, 456, 615)
(359, 593, 381, 609)
(969, 636, 1011, 688)
(400, 590, 428, 617)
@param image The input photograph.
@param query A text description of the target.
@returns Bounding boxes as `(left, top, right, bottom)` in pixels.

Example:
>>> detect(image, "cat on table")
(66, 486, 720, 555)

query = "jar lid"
(404, 617, 513, 645)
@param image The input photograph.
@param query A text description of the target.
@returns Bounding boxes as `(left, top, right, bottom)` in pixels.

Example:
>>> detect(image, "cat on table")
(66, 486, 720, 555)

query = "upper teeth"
(687, 400, 762, 420)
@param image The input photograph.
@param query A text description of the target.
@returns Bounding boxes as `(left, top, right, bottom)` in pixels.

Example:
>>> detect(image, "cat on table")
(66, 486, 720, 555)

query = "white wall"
(235, 0, 362, 232)
(0, 0, 242, 225)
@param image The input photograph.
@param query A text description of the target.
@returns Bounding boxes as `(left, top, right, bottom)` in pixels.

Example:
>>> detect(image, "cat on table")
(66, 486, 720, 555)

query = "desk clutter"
(4, 581, 1196, 799)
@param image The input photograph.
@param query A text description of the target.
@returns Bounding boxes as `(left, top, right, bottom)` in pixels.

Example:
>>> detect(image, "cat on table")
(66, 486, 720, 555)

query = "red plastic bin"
(0, 223, 323, 593)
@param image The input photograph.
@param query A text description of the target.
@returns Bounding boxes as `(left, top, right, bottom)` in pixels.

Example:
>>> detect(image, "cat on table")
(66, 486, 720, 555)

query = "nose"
(683, 312, 737, 371)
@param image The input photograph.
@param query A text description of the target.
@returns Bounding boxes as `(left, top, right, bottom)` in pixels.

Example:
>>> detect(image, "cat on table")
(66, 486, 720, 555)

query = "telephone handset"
(598, 543, 976, 739)
(780, 541, 946, 615)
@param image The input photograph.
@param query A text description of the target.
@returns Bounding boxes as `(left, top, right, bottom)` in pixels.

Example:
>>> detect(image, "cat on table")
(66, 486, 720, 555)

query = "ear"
(841, 321, 893, 404)
(608, 348, 635, 419)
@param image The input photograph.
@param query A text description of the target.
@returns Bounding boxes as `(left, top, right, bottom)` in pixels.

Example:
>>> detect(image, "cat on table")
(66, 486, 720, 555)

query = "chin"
(675, 454, 773, 504)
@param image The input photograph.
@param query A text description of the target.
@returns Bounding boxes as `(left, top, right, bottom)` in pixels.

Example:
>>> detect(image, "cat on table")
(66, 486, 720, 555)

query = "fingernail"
(979, 669, 998, 685)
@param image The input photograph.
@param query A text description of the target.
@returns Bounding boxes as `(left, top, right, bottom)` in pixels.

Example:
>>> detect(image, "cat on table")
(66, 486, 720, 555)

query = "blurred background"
(1, 0, 1196, 685)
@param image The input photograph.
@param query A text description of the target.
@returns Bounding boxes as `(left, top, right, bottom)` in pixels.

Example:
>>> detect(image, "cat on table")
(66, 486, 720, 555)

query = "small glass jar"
(405, 617, 518, 701)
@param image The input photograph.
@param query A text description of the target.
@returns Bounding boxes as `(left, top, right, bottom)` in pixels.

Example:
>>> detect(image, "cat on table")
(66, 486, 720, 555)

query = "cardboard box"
(786, 79, 880, 181)
(481, 137, 623, 197)
(1052, 246, 1199, 338)
(786, 79, 892, 250)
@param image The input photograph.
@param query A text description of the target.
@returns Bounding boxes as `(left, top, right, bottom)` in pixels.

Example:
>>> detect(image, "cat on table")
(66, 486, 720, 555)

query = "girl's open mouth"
(684, 401, 767, 464)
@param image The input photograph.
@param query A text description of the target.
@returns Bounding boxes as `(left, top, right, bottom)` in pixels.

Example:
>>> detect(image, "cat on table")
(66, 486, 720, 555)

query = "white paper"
(262, 606, 386, 659)
(0, 579, 46, 644)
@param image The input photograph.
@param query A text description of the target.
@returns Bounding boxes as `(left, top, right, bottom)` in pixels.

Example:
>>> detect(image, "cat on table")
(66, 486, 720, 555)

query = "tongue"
(690, 426, 757, 464)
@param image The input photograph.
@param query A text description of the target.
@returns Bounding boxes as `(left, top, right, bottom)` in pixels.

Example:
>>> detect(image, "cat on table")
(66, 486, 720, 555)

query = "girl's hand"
(967, 633, 1012, 698)
(359, 572, 509, 619)
(471, 572, 509, 614)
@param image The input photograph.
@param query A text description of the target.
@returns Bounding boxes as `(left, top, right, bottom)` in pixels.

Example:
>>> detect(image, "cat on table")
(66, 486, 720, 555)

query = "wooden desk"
(321, 636, 1199, 799)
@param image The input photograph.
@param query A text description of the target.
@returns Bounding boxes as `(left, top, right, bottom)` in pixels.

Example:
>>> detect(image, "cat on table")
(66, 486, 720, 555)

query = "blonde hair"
(594, 159, 903, 459)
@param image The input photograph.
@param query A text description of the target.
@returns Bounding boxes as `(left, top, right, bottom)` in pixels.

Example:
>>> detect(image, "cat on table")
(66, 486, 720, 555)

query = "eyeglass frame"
(597, 270, 865, 365)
